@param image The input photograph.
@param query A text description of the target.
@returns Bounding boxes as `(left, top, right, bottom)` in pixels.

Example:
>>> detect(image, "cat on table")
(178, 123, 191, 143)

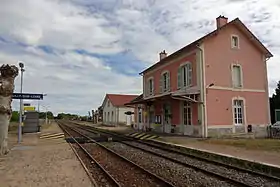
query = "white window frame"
(231, 63, 243, 88)
(178, 62, 192, 89)
(147, 77, 154, 96)
(182, 101, 192, 125)
(232, 99, 244, 126)
(231, 35, 240, 49)
(107, 101, 110, 107)
(161, 70, 170, 93)
(111, 111, 114, 122)
(138, 107, 142, 123)
(108, 112, 110, 122)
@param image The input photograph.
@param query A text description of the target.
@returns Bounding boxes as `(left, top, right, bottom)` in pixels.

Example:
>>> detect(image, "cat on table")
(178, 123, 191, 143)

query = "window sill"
(232, 86, 243, 89)
(231, 46, 239, 50)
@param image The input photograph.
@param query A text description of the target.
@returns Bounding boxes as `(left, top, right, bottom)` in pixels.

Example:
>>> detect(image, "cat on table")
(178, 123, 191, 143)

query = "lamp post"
(37, 93, 47, 112)
(41, 105, 49, 124)
(18, 61, 25, 143)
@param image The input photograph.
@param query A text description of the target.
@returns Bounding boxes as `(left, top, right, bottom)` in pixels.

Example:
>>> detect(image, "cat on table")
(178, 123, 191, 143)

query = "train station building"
(126, 16, 272, 138)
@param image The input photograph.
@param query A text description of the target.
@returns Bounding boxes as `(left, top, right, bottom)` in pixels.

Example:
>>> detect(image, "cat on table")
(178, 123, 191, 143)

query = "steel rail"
(63, 123, 176, 187)
(58, 121, 121, 187)
(84, 124, 280, 181)
(72, 123, 280, 187)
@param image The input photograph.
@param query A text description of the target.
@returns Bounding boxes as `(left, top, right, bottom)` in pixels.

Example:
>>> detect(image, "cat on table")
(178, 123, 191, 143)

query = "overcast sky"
(1, 0, 279, 115)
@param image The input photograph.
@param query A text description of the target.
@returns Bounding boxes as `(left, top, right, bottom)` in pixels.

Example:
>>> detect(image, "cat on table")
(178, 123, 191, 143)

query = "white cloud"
(0, 0, 280, 115)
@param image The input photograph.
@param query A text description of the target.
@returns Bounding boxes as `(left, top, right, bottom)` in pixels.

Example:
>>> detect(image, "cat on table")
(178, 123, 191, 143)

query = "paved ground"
(73, 122, 280, 167)
(0, 122, 93, 187)
(158, 136, 280, 167)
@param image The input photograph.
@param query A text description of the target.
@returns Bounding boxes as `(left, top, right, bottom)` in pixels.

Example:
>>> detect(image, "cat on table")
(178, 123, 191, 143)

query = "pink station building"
(126, 16, 273, 138)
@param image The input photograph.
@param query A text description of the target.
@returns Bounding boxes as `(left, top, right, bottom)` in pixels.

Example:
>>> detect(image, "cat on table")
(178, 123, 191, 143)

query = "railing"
(267, 126, 280, 139)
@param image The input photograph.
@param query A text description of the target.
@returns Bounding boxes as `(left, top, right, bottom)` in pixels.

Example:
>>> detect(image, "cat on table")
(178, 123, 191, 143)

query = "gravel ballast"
(83, 143, 170, 187)
(103, 142, 236, 187)
(72, 144, 116, 187)
(125, 141, 280, 187)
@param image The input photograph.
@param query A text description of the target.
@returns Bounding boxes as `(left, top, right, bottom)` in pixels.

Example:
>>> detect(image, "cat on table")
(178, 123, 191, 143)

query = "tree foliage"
(56, 113, 79, 120)
(270, 81, 280, 124)
(10, 111, 19, 122)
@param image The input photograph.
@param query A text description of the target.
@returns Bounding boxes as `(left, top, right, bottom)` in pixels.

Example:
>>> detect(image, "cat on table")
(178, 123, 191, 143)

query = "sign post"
(13, 92, 44, 143)
(12, 93, 44, 100)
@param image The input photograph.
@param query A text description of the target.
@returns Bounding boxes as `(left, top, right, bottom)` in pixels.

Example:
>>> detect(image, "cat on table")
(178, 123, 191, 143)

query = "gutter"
(196, 44, 207, 138)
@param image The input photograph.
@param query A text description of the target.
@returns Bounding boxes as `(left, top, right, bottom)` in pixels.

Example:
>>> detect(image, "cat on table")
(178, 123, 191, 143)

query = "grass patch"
(200, 138, 280, 152)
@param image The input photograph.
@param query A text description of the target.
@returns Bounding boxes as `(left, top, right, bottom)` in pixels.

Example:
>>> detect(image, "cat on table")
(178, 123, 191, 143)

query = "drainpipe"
(264, 56, 271, 125)
(196, 44, 207, 138)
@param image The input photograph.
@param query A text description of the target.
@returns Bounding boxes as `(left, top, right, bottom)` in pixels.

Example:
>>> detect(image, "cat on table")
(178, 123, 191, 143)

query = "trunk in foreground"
(0, 64, 18, 155)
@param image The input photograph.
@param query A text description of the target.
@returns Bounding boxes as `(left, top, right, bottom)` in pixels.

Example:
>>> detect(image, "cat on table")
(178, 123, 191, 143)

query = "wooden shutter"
(159, 75, 163, 93)
(177, 67, 181, 89)
(167, 72, 171, 91)
(151, 79, 154, 95)
(145, 80, 149, 96)
(187, 63, 192, 86)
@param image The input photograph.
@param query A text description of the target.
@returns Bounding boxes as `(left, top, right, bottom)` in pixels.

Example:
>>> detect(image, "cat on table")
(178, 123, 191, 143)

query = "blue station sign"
(12, 93, 44, 100)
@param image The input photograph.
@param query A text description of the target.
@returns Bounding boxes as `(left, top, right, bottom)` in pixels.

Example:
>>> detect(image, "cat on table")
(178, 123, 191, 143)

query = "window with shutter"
(177, 68, 181, 89)
(167, 72, 170, 91)
(232, 65, 242, 88)
(179, 62, 192, 88)
(187, 63, 192, 86)
(159, 75, 163, 93)
(147, 78, 154, 96)
(161, 71, 170, 93)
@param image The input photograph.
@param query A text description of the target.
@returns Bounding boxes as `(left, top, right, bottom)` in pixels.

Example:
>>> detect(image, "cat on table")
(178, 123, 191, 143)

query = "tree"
(10, 111, 19, 122)
(0, 64, 19, 155)
(270, 81, 280, 124)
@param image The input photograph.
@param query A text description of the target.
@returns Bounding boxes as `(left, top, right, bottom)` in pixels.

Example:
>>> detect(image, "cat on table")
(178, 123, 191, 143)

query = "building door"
(163, 103, 171, 133)
(182, 101, 193, 135)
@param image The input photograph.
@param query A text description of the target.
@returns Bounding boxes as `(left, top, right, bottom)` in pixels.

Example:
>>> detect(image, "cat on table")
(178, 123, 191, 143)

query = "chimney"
(159, 50, 167, 61)
(216, 15, 228, 29)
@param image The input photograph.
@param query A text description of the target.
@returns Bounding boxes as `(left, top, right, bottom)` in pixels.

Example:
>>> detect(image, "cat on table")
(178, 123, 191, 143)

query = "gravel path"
(83, 143, 169, 187)
(103, 142, 235, 187)
(0, 141, 93, 187)
(125, 141, 280, 187)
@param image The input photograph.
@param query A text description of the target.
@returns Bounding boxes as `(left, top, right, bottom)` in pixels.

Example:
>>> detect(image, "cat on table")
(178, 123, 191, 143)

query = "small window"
(231, 35, 239, 48)
(232, 65, 242, 88)
(107, 101, 110, 107)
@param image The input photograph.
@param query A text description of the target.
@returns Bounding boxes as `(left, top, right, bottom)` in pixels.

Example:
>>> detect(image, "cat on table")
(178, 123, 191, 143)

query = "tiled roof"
(140, 17, 273, 74)
(125, 94, 144, 105)
(107, 94, 138, 107)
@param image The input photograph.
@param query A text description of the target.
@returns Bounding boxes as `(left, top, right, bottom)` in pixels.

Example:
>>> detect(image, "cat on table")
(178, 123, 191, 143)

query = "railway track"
(58, 121, 175, 187)
(68, 122, 280, 187)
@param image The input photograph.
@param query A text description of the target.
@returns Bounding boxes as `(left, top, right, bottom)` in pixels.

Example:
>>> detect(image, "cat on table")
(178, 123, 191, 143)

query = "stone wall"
(207, 125, 268, 138)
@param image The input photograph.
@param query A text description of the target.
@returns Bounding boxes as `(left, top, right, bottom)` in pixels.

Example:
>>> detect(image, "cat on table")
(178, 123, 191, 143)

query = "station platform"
(0, 122, 93, 187)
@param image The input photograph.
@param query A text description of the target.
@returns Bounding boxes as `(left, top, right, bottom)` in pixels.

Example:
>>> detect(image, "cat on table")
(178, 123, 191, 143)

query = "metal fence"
(267, 126, 280, 139)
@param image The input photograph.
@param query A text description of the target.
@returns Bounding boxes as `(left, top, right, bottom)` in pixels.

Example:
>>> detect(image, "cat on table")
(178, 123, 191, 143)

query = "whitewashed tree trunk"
(0, 64, 18, 155)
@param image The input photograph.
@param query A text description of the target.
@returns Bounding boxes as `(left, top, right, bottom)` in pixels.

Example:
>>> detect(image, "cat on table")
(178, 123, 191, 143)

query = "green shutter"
(177, 67, 181, 89)
(167, 72, 171, 91)
(159, 75, 163, 93)
(188, 63, 192, 86)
